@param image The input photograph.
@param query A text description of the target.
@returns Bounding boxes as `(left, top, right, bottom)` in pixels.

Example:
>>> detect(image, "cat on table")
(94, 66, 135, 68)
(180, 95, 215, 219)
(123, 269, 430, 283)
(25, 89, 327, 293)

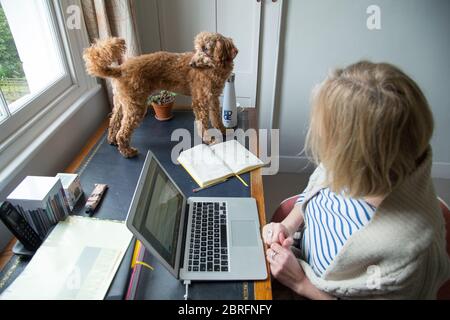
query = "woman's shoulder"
(302, 164, 328, 193)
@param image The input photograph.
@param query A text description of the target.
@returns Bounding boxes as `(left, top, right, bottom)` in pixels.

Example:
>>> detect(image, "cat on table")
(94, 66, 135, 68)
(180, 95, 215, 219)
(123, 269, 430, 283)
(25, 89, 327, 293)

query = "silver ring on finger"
(270, 250, 277, 261)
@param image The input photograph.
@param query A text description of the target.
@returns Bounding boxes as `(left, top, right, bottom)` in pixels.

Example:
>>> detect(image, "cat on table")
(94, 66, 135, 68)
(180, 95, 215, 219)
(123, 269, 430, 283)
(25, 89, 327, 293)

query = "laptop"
(126, 151, 267, 281)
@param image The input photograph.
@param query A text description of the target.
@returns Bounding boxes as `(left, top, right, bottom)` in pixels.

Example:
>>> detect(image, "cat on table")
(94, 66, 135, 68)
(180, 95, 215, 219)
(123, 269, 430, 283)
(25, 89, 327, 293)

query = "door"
(216, 0, 261, 107)
(153, 0, 262, 107)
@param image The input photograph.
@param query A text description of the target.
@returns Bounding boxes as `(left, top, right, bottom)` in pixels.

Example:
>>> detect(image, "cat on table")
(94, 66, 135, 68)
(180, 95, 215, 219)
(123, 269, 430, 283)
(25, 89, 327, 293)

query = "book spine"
(46, 198, 57, 225)
(59, 188, 70, 218)
(37, 208, 50, 235)
(41, 207, 52, 234)
(30, 209, 44, 238)
(41, 197, 54, 225)
(51, 198, 59, 222)
(125, 241, 146, 300)
(16, 205, 38, 235)
(36, 208, 47, 238)
(54, 192, 66, 221)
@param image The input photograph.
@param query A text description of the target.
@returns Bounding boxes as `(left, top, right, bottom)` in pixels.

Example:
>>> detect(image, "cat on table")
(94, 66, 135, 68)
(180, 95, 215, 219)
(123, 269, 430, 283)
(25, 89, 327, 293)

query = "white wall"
(134, 0, 160, 54)
(135, 0, 450, 178)
(0, 89, 109, 251)
(272, 0, 450, 176)
(134, 0, 262, 107)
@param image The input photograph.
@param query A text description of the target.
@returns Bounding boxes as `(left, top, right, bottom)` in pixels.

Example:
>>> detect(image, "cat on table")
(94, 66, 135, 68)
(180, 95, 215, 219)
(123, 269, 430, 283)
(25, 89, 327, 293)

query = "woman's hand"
(263, 202, 305, 246)
(266, 233, 306, 294)
(262, 222, 290, 246)
(266, 233, 335, 300)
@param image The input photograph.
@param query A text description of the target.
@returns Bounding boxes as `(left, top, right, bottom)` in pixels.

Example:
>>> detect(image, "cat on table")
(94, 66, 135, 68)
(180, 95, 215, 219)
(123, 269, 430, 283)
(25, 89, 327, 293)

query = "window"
(0, 0, 100, 251)
(0, 0, 98, 184)
(0, 0, 77, 143)
(0, 0, 68, 117)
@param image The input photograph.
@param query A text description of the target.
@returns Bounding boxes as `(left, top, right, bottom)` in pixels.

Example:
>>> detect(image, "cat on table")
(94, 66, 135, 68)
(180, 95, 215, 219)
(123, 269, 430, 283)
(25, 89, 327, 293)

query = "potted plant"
(148, 90, 176, 121)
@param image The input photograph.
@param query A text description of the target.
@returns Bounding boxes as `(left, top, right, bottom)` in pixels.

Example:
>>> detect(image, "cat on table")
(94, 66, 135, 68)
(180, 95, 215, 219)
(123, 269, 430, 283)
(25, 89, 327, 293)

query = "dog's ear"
(215, 38, 238, 62)
(189, 51, 214, 69)
(213, 40, 226, 62)
(225, 38, 238, 60)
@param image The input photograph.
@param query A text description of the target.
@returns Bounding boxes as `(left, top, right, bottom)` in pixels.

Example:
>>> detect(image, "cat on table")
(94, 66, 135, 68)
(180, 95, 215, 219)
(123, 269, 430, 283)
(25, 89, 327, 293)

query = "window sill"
(0, 84, 103, 192)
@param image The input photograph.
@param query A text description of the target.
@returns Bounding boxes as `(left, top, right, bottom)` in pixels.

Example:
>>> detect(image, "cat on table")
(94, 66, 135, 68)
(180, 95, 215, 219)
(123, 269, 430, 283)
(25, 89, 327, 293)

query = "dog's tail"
(83, 37, 126, 79)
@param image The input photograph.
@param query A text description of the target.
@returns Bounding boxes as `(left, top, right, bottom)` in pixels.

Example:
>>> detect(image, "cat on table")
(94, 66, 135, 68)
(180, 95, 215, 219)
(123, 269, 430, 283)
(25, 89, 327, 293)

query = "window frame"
(0, 0, 99, 187)
(0, 0, 73, 137)
(0, 0, 96, 139)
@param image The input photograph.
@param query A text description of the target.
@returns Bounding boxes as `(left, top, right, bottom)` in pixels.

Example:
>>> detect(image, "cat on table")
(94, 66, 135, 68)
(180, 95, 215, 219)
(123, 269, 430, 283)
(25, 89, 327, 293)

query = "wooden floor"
(65, 118, 109, 174)
(0, 239, 15, 271)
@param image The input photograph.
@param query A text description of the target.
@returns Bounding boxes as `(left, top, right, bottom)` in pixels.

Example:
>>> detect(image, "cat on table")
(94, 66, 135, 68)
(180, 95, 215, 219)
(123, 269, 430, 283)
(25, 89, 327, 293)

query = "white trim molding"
(256, 0, 284, 131)
(279, 155, 450, 181)
(431, 162, 450, 179)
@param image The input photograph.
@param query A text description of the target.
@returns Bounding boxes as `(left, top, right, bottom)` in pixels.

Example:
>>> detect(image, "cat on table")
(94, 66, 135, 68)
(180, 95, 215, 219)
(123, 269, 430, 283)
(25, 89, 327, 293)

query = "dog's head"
(190, 32, 238, 68)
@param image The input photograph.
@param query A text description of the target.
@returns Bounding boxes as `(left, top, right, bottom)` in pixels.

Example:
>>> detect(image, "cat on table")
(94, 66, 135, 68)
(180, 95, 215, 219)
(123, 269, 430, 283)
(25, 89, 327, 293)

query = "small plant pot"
(151, 101, 174, 121)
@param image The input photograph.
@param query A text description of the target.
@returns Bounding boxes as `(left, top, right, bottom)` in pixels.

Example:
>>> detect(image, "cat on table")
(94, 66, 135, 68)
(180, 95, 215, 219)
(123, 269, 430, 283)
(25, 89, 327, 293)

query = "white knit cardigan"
(297, 149, 450, 299)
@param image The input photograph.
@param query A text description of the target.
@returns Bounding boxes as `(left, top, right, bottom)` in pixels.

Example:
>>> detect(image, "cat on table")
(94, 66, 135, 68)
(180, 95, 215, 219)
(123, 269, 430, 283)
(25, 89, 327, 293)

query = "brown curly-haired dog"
(83, 32, 238, 158)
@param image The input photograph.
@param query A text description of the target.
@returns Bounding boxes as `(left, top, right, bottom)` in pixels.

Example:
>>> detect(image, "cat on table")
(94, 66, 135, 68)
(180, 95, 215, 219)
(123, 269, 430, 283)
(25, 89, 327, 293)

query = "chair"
(437, 198, 450, 299)
(271, 195, 300, 223)
(270, 195, 450, 299)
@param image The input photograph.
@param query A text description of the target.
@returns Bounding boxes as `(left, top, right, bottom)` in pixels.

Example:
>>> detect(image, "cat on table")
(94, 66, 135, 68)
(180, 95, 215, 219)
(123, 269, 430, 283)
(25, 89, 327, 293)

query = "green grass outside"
(0, 78, 29, 104)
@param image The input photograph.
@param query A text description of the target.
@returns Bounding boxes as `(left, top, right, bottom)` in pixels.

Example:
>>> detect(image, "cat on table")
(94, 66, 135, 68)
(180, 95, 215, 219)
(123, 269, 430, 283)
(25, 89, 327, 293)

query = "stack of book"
(7, 176, 70, 239)
(56, 173, 83, 211)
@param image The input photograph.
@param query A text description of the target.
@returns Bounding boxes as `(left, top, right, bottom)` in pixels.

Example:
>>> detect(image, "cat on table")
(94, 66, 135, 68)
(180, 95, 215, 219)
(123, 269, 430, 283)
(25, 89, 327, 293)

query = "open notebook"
(177, 140, 264, 188)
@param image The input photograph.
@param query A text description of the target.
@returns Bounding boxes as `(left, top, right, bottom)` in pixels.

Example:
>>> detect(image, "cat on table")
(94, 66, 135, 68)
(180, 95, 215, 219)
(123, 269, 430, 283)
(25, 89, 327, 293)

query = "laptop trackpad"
(231, 220, 258, 247)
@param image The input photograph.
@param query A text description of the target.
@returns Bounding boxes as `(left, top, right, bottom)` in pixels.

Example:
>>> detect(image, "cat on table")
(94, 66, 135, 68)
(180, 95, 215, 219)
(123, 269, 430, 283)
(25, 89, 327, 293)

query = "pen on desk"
(85, 184, 108, 216)
(234, 174, 248, 187)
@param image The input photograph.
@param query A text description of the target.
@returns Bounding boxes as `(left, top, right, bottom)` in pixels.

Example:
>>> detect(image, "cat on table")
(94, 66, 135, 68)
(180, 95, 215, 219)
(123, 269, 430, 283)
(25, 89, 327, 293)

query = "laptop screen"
(131, 157, 184, 268)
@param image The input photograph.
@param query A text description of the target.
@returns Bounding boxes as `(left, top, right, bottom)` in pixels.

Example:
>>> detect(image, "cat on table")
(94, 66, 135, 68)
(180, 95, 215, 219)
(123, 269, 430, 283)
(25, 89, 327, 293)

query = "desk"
(0, 109, 272, 300)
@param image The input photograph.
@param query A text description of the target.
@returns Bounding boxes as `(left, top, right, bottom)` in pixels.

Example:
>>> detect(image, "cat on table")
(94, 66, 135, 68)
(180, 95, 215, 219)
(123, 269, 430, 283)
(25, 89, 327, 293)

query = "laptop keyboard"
(187, 201, 229, 272)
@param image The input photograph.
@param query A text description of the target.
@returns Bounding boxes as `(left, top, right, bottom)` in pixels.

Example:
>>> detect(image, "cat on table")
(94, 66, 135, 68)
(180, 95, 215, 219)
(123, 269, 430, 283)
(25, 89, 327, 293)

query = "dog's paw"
(108, 140, 118, 146)
(107, 135, 118, 146)
(120, 147, 139, 158)
(203, 134, 222, 145)
(202, 134, 214, 145)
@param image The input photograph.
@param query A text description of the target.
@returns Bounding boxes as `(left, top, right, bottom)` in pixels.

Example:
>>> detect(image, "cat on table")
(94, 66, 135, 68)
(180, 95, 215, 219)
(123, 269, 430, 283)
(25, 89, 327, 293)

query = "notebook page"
(177, 144, 234, 187)
(210, 140, 264, 174)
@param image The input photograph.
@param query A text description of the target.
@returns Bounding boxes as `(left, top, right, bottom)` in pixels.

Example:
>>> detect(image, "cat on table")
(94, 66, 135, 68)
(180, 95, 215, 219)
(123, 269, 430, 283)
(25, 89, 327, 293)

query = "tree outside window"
(0, 3, 29, 105)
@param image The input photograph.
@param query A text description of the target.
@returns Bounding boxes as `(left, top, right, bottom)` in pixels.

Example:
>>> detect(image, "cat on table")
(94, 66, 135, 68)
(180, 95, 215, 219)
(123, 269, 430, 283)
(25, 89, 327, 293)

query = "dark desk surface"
(0, 109, 271, 300)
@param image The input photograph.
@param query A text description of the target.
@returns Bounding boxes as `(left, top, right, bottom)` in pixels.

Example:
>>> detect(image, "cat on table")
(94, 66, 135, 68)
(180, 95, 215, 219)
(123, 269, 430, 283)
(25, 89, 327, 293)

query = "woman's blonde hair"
(306, 61, 433, 198)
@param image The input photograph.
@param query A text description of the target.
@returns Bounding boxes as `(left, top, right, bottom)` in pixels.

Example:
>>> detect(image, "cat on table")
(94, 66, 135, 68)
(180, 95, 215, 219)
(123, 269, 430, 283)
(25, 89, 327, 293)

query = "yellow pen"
(234, 174, 248, 187)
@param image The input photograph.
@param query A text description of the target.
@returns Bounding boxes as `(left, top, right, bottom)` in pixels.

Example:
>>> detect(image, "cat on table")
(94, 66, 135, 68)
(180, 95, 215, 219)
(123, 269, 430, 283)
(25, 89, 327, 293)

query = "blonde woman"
(263, 61, 450, 299)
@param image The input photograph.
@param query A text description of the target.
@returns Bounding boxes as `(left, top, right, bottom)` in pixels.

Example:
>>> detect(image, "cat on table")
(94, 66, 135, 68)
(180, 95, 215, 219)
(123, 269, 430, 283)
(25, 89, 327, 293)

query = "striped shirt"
(296, 188, 376, 277)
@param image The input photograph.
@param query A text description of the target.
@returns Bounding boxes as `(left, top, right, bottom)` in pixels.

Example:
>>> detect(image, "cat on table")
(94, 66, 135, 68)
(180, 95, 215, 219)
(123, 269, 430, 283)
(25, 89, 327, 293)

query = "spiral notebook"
(177, 140, 264, 188)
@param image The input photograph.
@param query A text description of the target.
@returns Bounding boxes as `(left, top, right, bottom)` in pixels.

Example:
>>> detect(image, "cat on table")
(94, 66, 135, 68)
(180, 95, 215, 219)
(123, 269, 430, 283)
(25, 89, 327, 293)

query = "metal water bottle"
(222, 73, 237, 128)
